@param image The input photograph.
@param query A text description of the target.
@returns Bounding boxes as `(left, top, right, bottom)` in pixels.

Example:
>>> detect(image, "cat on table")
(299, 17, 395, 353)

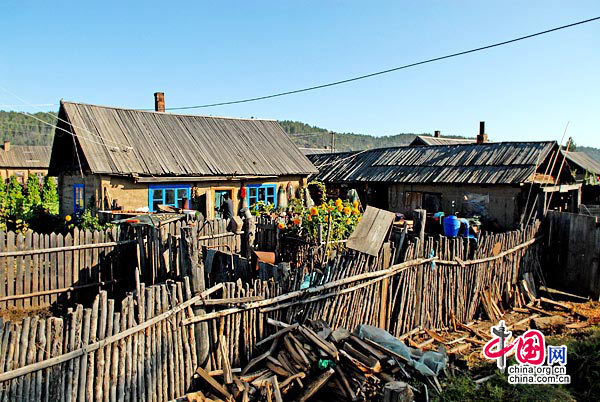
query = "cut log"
(530, 316, 568, 331)
(296, 368, 334, 402)
(383, 381, 414, 402)
(342, 343, 381, 372)
(539, 297, 571, 311)
(194, 366, 233, 401)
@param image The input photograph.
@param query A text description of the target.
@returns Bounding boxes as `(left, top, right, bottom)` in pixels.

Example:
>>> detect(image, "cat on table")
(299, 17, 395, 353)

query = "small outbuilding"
(409, 130, 477, 146)
(561, 149, 600, 210)
(0, 141, 51, 183)
(48, 93, 317, 217)
(309, 132, 580, 230)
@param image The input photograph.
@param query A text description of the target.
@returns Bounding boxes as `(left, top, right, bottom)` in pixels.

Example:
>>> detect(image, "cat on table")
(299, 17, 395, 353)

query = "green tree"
(6, 175, 25, 217)
(24, 173, 42, 213)
(0, 178, 6, 212)
(42, 176, 59, 215)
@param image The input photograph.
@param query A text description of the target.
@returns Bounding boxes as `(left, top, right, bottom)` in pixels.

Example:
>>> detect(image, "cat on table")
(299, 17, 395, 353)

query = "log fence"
(0, 227, 132, 310)
(0, 221, 542, 401)
(0, 218, 244, 310)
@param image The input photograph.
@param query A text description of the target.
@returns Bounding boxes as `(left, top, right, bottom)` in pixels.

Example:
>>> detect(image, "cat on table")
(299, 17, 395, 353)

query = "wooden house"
(309, 128, 580, 230)
(561, 149, 600, 210)
(48, 94, 317, 217)
(0, 141, 51, 183)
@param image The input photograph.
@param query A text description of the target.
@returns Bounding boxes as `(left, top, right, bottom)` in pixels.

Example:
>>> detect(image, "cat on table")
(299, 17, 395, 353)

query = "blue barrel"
(444, 215, 461, 237)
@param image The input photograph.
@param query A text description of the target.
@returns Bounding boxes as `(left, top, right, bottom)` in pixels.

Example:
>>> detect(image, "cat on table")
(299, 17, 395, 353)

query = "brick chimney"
(154, 92, 165, 112)
(434, 130, 441, 138)
(477, 121, 488, 144)
(3, 141, 10, 152)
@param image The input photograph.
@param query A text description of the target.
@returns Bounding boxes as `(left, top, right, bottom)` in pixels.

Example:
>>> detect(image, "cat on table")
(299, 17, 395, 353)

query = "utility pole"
(330, 131, 336, 153)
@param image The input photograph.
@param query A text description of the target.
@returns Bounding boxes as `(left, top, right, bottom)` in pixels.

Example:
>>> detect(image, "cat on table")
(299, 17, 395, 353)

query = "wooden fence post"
(413, 209, 426, 248)
(243, 216, 256, 259)
(181, 225, 210, 369)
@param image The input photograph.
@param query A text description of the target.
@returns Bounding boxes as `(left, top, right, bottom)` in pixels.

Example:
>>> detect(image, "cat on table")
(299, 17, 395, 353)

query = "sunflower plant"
(279, 198, 362, 245)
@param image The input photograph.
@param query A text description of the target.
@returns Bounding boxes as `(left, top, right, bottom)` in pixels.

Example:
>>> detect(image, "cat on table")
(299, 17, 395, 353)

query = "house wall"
(386, 183, 523, 229)
(0, 168, 48, 183)
(58, 174, 102, 215)
(59, 174, 308, 218)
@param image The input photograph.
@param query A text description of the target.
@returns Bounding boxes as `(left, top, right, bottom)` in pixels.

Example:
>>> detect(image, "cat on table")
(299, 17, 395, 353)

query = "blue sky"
(2, 1, 599, 146)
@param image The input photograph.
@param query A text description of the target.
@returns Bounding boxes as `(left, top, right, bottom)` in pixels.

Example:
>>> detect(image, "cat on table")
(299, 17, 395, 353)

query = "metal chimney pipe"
(477, 121, 488, 144)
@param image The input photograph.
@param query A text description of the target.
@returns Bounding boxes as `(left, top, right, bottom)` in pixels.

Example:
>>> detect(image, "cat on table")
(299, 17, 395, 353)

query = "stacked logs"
(186, 320, 433, 402)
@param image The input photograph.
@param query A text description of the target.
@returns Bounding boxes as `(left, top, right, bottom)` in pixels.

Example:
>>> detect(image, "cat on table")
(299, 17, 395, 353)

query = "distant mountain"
(280, 120, 600, 164)
(1, 112, 599, 165)
(279, 120, 461, 151)
(0, 110, 56, 145)
(280, 120, 470, 151)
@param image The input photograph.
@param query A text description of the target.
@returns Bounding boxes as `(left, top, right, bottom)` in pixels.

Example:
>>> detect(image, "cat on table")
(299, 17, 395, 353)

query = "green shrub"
(42, 176, 59, 215)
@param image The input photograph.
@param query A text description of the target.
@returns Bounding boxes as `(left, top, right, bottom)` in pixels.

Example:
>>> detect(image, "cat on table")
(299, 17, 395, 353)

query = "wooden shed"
(308, 140, 580, 230)
(48, 96, 317, 218)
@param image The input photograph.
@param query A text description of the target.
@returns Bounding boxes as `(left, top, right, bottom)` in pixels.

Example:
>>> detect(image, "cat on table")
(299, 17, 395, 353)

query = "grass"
(434, 326, 600, 401)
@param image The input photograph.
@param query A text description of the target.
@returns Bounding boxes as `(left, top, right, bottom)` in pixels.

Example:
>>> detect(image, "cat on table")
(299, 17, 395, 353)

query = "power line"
(0, 103, 57, 108)
(155, 16, 600, 111)
(314, 149, 372, 168)
(5, 109, 131, 150)
(0, 87, 134, 150)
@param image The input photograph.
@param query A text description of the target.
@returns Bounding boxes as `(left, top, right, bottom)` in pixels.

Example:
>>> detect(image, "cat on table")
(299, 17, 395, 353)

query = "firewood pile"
(184, 319, 447, 401)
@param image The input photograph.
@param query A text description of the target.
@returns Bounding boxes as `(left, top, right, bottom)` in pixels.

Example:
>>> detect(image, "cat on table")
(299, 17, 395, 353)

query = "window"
(15, 171, 25, 185)
(148, 185, 191, 212)
(247, 184, 277, 207)
(74, 184, 85, 213)
(215, 189, 233, 219)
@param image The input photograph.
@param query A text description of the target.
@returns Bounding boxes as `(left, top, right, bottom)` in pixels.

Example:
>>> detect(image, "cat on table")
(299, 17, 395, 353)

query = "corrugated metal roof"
(0, 145, 51, 169)
(410, 135, 477, 146)
(308, 142, 557, 185)
(51, 101, 317, 177)
(562, 150, 600, 175)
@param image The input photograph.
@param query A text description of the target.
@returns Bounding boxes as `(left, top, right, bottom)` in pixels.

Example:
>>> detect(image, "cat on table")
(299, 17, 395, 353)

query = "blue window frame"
(74, 183, 85, 213)
(148, 185, 191, 212)
(247, 184, 277, 208)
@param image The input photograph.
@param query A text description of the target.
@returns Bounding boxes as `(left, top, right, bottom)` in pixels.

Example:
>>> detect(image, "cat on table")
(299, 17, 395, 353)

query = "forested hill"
(280, 120, 600, 164)
(0, 111, 57, 145)
(1, 111, 600, 164)
(279, 120, 420, 150)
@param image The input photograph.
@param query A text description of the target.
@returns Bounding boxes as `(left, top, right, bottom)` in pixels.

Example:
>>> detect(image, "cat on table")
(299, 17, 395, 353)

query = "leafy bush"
(250, 201, 275, 217)
(42, 176, 59, 215)
(0, 174, 62, 233)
